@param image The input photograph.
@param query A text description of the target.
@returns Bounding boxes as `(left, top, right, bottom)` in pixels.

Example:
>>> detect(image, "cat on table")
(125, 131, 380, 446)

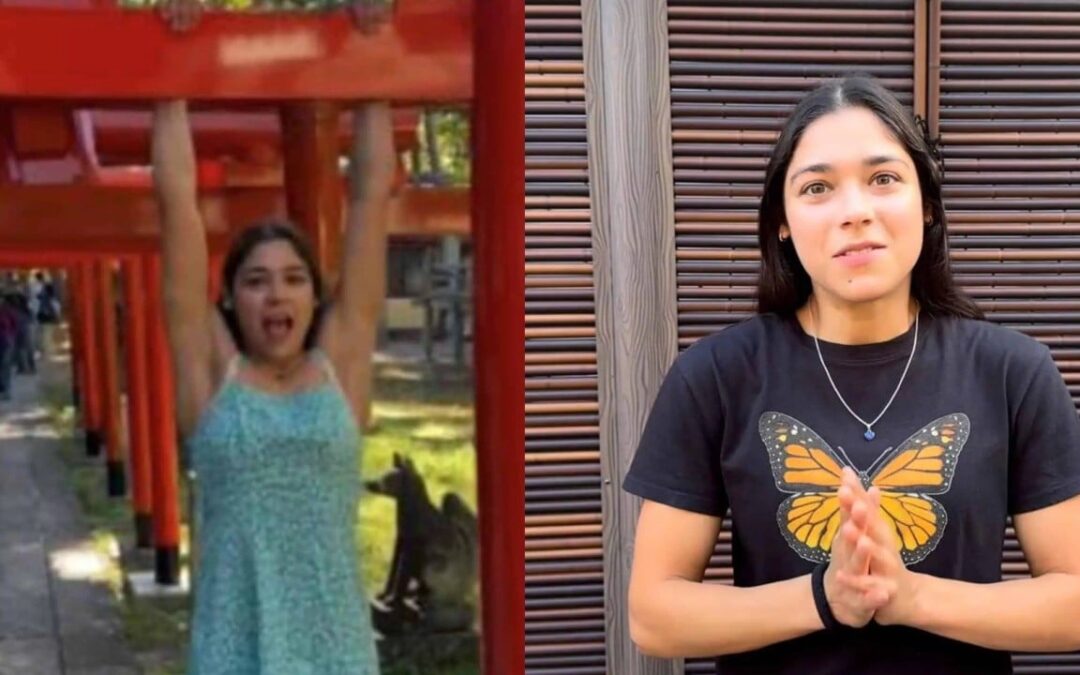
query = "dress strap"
(223, 353, 243, 383)
(313, 348, 345, 394)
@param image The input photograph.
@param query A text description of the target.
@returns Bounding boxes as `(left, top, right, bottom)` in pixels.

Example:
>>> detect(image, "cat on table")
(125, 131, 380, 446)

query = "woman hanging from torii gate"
(154, 2, 395, 672)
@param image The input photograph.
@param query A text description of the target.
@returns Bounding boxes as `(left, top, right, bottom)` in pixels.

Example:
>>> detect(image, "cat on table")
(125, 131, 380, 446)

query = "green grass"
(42, 359, 478, 675)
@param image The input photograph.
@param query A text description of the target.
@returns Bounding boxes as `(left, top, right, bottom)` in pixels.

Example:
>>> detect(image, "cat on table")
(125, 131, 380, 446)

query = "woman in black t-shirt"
(623, 76, 1080, 675)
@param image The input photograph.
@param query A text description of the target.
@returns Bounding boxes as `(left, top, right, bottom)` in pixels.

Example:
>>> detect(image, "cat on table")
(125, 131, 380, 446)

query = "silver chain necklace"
(811, 307, 919, 441)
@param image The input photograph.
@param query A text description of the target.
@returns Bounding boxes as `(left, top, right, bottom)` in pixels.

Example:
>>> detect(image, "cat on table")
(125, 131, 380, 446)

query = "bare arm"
(629, 501, 825, 658)
(152, 100, 225, 436)
(320, 102, 395, 418)
(896, 495, 1080, 652)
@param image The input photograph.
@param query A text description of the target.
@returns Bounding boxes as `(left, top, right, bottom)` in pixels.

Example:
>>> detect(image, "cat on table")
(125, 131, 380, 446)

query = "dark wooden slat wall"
(525, 1, 1080, 672)
(939, 2, 1080, 670)
(525, 2, 607, 674)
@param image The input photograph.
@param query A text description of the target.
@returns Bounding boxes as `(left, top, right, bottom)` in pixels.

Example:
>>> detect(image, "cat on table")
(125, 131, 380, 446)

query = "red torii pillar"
(209, 251, 225, 304)
(94, 258, 126, 497)
(122, 257, 155, 548)
(280, 101, 344, 286)
(76, 261, 104, 456)
(473, 0, 524, 672)
(144, 253, 182, 584)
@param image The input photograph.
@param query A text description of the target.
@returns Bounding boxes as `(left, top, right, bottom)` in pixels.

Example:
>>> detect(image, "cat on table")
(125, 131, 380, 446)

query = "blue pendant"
(864, 429, 876, 441)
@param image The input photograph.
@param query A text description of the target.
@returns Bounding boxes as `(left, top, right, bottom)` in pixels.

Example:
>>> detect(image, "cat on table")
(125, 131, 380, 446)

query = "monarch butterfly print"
(759, 412, 969, 565)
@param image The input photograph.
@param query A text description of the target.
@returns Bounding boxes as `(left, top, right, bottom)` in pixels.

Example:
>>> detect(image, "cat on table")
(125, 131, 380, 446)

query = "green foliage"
(408, 109, 471, 186)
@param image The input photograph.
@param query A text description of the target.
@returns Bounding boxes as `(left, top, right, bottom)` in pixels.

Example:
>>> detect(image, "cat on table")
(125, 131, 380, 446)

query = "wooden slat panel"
(939, 4, 1080, 669)
(525, 2, 606, 673)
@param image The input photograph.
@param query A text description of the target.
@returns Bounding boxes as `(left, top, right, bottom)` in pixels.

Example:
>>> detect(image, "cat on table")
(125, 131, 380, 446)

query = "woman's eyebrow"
(866, 154, 909, 169)
(788, 162, 831, 186)
(789, 155, 911, 186)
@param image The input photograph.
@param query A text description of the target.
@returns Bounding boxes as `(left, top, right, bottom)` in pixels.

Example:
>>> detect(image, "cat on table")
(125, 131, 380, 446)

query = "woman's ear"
(778, 224, 791, 242)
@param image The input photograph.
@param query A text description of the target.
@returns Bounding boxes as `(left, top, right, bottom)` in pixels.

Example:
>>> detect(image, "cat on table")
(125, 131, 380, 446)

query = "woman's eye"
(287, 275, 308, 286)
(873, 173, 898, 186)
(801, 182, 828, 196)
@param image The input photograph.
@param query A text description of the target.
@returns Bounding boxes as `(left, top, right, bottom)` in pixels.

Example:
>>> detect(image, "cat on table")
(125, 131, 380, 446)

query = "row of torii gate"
(0, 0, 522, 672)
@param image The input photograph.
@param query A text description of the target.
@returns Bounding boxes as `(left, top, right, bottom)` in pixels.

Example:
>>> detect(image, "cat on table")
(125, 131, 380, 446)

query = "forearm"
(151, 101, 197, 209)
(340, 198, 388, 313)
(151, 101, 208, 311)
(337, 103, 392, 312)
(630, 575, 821, 658)
(907, 571, 1080, 652)
(347, 103, 395, 204)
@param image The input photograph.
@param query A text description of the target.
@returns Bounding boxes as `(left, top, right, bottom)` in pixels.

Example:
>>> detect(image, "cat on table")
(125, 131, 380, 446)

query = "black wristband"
(811, 562, 841, 631)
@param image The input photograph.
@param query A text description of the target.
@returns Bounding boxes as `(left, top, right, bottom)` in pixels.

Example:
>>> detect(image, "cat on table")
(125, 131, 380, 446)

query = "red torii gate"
(0, 1, 524, 672)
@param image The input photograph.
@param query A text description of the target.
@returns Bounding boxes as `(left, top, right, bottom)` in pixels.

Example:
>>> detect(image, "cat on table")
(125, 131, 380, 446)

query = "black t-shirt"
(623, 312, 1080, 675)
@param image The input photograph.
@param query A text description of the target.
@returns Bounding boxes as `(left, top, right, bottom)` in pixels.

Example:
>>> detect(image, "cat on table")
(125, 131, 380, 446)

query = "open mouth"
(262, 315, 294, 341)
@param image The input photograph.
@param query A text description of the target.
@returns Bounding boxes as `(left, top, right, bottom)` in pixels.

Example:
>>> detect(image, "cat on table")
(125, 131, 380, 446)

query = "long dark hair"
(218, 219, 326, 352)
(756, 74, 982, 320)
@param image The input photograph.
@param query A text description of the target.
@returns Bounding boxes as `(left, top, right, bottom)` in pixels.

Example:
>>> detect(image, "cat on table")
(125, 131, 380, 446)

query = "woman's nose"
(838, 182, 874, 228)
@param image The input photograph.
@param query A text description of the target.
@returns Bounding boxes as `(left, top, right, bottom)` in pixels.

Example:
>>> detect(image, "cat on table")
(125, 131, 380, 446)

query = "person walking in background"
(36, 280, 61, 358)
(0, 297, 19, 401)
(27, 271, 44, 356)
(11, 293, 36, 376)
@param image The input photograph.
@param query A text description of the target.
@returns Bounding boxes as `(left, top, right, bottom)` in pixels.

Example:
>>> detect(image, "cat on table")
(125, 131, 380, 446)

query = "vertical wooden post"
(280, 101, 344, 286)
(95, 259, 126, 497)
(122, 257, 154, 548)
(144, 254, 181, 585)
(78, 260, 104, 456)
(473, 0, 525, 671)
(582, 0, 680, 672)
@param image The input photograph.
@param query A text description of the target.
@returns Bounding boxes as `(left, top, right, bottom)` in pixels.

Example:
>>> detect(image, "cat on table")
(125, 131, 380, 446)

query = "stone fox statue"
(366, 453, 478, 632)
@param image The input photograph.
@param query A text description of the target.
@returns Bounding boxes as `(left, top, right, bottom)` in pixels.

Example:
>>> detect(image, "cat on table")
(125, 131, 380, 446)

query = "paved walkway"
(0, 357, 138, 675)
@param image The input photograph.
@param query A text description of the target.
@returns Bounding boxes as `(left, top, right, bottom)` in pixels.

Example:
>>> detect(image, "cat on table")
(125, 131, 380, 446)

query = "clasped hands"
(824, 467, 922, 628)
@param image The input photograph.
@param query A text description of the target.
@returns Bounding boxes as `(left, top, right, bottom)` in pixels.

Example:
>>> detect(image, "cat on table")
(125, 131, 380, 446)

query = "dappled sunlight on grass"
(411, 420, 473, 443)
(372, 400, 473, 422)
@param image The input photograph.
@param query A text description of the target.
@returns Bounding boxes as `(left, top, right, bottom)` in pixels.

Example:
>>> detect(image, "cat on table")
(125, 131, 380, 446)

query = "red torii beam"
(85, 108, 423, 165)
(0, 0, 471, 102)
(0, 184, 470, 252)
(4, 106, 422, 168)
